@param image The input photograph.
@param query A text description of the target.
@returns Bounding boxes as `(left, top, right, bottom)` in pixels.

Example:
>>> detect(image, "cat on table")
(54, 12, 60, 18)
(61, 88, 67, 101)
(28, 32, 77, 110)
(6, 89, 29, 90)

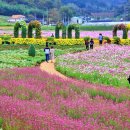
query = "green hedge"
(28, 20, 41, 38)
(113, 24, 128, 39)
(55, 22, 66, 39)
(14, 21, 27, 38)
(68, 24, 80, 39)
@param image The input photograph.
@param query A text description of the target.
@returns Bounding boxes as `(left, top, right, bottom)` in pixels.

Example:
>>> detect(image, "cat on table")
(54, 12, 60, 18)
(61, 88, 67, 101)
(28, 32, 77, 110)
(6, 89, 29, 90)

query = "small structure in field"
(8, 15, 26, 22)
(71, 17, 83, 24)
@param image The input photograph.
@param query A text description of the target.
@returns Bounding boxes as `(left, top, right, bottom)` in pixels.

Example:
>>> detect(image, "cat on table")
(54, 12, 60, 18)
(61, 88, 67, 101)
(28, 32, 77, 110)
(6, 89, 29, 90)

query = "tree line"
(0, 0, 127, 23)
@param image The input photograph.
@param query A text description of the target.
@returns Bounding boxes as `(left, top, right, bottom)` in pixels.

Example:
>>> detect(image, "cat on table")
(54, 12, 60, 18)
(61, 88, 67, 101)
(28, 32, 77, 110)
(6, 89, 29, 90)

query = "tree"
(28, 44, 36, 57)
(60, 3, 79, 19)
(55, 0, 62, 9)
(49, 8, 60, 23)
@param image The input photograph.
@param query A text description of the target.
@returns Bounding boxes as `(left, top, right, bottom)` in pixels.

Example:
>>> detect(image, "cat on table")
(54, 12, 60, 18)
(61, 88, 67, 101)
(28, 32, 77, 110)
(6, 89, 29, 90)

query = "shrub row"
(55, 23, 80, 39)
(0, 38, 130, 45)
(14, 20, 41, 38)
(113, 24, 128, 39)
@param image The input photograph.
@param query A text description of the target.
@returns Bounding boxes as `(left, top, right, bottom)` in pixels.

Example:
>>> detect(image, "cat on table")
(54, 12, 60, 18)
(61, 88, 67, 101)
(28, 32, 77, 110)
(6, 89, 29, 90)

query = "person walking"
(98, 33, 103, 45)
(44, 45, 50, 62)
(90, 38, 94, 49)
(50, 46, 55, 63)
(85, 40, 90, 50)
(51, 33, 54, 37)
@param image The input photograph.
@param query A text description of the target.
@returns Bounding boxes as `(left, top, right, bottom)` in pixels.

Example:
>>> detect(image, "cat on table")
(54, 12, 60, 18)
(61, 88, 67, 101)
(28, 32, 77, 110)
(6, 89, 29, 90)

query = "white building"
(71, 17, 83, 24)
(8, 15, 26, 22)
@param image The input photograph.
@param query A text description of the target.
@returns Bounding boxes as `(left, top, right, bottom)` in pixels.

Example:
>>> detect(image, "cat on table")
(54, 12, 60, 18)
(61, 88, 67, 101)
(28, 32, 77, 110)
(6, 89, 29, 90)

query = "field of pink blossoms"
(0, 30, 128, 38)
(0, 67, 130, 129)
(41, 30, 125, 38)
(56, 44, 130, 87)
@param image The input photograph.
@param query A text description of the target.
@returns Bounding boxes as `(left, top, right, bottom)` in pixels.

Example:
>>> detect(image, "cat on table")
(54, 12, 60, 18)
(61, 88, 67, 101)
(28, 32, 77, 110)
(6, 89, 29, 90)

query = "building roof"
(11, 15, 25, 19)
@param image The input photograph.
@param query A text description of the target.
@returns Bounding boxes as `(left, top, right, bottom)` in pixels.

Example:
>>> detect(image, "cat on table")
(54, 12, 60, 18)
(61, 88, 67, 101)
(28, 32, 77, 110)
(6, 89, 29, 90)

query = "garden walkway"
(40, 44, 100, 79)
(40, 60, 68, 79)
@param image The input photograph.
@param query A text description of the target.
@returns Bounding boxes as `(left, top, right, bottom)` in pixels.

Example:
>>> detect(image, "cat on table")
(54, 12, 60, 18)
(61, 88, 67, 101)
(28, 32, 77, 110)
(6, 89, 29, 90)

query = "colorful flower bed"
(0, 67, 130, 129)
(0, 37, 130, 45)
(0, 49, 44, 68)
(56, 44, 130, 87)
(0, 44, 86, 69)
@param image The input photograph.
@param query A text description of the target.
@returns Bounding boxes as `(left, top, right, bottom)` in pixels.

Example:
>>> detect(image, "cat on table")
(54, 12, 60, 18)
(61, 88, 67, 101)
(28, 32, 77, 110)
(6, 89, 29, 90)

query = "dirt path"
(40, 44, 101, 79)
(40, 60, 68, 79)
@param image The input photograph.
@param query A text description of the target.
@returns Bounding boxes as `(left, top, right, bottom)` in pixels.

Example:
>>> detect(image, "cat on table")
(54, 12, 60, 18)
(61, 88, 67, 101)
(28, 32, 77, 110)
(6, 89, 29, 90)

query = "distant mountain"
(0, 0, 127, 21)
(62, 0, 127, 10)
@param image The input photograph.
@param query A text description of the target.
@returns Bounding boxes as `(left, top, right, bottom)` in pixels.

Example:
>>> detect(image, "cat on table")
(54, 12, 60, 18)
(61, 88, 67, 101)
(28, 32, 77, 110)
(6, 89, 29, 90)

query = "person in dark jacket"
(44, 45, 50, 62)
(85, 40, 90, 50)
(90, 38, 94, 49)
(127, 75, 130, 84)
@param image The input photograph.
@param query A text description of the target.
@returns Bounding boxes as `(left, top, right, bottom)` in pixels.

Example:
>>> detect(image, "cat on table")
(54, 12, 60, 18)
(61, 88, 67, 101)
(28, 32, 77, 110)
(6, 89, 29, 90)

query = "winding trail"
(40, 60, 68, 79)
(40, 44, 101, 79)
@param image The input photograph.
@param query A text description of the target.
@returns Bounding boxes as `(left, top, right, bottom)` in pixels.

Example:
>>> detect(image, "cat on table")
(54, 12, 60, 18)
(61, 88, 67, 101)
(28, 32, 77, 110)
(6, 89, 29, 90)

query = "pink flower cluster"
(0, 67, 130, 129)
(58, 44, 130, 78)
(1, 30, 130, 38)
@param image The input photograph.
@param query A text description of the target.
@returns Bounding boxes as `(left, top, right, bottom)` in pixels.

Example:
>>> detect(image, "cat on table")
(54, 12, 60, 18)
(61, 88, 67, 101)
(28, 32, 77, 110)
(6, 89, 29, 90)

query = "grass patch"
(56, 66, 130, 88)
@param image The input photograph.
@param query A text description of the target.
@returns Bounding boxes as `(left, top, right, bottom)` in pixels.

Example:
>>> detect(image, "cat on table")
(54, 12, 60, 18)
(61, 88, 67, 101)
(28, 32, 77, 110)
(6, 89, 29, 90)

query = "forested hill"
(0, 0, 127, 18)
(62, 0, 127, 8)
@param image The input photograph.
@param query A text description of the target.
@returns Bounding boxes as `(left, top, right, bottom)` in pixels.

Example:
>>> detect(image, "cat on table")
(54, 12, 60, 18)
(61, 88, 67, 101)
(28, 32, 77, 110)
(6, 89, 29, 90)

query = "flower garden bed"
(0, 67, 130, 129)
(0, 44, 86, 69)
(0, 37, 130, 45)
(56, 44, 130, 87)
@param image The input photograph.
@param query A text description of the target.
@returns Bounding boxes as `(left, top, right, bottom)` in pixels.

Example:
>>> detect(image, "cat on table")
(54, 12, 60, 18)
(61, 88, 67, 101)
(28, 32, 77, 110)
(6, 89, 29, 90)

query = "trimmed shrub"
(14, 22, 19, 38)
(68, 24, 80, 39)
(28, 44, 36, 57)
(21, 21, 27, 38)
(14, 21, 27, 38)
(104, 36, 111, 43)
(46, 37, 55, 45)
(84, 36, 90, 41)
(55, 22, 66, 39)
(113, 36, 120, 45)
(28, 20, 41, 38)
(113, 24, 128, 39)
(0, 34, 11, 44)
(0, 38, 2, 44)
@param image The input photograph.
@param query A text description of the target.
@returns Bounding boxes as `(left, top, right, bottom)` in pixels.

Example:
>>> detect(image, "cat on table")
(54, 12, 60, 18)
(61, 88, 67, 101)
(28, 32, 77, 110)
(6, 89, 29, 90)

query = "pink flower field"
(56, 44, 130, 87)
(0, 67, 130, 129)
(41, 30, 125, 38)
(0, 30, 128, 38)
(57, 44, 130, 77)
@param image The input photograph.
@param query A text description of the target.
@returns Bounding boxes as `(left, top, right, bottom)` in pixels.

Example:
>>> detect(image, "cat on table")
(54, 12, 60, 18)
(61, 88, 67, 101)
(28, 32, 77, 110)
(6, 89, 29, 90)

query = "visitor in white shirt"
(44, 45, 50, 62)
(98, 33, 103, 45)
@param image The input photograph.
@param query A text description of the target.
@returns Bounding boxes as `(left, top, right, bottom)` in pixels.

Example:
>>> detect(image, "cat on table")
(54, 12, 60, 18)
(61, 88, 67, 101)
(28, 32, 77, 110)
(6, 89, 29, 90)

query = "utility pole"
(42, 14, 44, 25)
(35, 13, 37, 20)
(62, 13, 64, 23)
(67, 16, 69, 25)
(47, 8, 49, 25)
(64, 13, 66, 24)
